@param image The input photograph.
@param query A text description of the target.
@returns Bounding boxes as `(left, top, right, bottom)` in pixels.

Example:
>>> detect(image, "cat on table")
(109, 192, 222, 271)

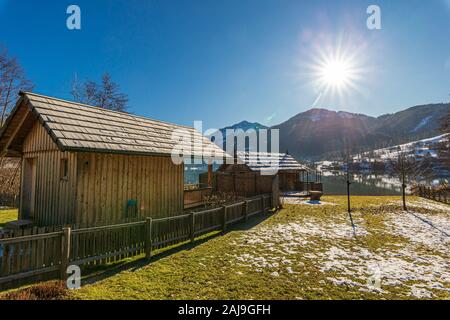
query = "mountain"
(218, 103, 449, 160)
(212, 121, 269, 152)
(273, 108, 378, 160)
(276, 103, 449, 160)
(221, 120, 268, 132)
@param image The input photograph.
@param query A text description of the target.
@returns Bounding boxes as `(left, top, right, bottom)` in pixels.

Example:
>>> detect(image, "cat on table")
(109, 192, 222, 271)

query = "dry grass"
(0, 281, 68, 300)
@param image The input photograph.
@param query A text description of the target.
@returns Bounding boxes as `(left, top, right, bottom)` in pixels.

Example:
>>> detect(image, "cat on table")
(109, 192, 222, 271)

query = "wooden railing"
(411, 185, 449, 204)
(0, 194, 273, 289)
(183, 187, 212, 209)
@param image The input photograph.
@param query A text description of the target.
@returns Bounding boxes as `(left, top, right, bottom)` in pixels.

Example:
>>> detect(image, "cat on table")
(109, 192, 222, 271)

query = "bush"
(1, 281, 68, 300)
(203, 192, 243, 209)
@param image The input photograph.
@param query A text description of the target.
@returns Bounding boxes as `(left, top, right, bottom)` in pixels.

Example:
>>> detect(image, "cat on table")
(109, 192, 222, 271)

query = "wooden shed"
(201, 152, 322, 194)
(238, 152, 313, 192)
(0, 92, 226, 227)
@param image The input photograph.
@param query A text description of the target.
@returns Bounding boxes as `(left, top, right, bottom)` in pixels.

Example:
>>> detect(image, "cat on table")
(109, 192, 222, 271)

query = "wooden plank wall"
(21, 123, 78, 226)
(279, 172, 299, 191)
(20, 122, 185, 227)
(212, 173, 273, 196)
(75, 153, 184, 226)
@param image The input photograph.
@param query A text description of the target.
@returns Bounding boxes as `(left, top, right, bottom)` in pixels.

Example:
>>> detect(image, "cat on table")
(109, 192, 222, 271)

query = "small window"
(61, 159, 69, 180)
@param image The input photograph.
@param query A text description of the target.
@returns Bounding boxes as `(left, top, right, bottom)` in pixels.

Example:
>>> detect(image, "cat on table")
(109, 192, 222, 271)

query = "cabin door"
(22, 158, 37, 220)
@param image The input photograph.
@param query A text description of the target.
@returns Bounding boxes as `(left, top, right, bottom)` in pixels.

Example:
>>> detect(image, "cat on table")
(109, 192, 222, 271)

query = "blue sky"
(0, 0, 449, 129)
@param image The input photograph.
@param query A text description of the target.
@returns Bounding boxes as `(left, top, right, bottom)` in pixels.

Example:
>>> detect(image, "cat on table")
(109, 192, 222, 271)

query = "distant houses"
(200, 152, 322, 196)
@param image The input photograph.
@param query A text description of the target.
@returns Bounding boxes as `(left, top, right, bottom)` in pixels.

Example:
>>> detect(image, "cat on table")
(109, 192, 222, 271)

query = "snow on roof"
(236, 151, 310, 173)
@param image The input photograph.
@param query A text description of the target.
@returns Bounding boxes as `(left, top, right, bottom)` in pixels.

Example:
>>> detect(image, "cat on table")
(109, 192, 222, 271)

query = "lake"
(186, 167, 406, 196)
(321, 173, 405, 195)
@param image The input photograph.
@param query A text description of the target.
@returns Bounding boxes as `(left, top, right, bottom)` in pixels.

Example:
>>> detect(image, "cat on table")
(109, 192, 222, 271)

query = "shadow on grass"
(79, 210, 276, 286)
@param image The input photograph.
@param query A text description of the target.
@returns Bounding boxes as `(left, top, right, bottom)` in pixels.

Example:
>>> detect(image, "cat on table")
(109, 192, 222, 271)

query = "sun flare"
(307, 42, 365, 101)
(319, 59, 352, 88)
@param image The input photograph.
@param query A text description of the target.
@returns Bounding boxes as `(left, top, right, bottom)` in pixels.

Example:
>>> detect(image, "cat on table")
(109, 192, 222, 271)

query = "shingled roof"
(0, 92, 228, 159)
(236, 151, 310, 173)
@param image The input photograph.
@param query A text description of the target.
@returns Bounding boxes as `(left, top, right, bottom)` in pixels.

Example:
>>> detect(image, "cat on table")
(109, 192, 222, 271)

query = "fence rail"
(0, 193, 273, 289)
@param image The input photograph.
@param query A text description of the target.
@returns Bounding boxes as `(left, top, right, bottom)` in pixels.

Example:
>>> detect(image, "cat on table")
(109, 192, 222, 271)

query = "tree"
(0, 47, 33, 203)
(434, 112, 450, 183)
(71, 73, 128, 112)
(0, 47, 33, 126)
(389, 152, 417, 211)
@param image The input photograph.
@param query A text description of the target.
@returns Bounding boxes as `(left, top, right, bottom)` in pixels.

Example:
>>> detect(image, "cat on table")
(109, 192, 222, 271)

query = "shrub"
(1, 281, 68, 300)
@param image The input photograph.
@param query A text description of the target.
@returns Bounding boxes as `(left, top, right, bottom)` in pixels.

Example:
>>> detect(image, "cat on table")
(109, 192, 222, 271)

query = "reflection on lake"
(322, 172, 406, 195)
(185, 166, 412, 196)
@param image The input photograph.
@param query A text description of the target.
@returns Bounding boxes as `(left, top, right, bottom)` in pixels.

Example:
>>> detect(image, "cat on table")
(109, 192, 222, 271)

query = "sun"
(307, 42, 364, 99)
(319, 59, 352, 88)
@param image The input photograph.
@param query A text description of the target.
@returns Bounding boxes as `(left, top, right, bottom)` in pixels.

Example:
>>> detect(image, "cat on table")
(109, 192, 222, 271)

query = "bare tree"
(0, 47, 33, 126)
(389, 152, 417, 211)
(0, 47, 33, 205)
(71, 73, 128, 112)
(435, 112, 450, 183)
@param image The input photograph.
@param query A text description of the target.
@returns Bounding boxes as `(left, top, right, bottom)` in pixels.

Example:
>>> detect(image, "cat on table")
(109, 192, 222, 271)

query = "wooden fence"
(200, 172, 274, 197)
(0, 194, 273, 289)
(411, 185, 449, 204)
(0, 193, 19, 208)
(184, 187, 212, 209)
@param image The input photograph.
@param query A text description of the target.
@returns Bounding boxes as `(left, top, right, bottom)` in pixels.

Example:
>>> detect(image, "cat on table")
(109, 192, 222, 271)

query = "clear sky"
(0, 0, 449, 129)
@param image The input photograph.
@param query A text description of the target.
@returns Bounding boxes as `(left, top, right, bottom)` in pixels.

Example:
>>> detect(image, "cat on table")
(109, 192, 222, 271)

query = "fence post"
(260, 195, 265, 213)
(222, 206, 227, 232)
(244, 200, 249, 222)
(145, 217, 153, 259)
(60, 227, 71, 280)
(190, 212, 195, 243)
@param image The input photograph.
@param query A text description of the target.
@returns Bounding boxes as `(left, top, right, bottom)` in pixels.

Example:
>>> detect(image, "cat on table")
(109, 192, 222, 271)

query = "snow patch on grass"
(386, 211, 449, 253)
(282, 198, 337, 206)
(391, 199, 450, 213)
(230, 203, 450, 298)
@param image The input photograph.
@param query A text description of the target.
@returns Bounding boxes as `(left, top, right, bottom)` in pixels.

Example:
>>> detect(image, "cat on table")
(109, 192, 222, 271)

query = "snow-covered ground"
(358, 133, 448, 161)
(317, 133, 448, 167)
(230, 197, 450, 299)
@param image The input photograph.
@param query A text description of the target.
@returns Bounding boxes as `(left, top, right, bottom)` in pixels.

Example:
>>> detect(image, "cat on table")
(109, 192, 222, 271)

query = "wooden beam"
(1, 107, 30, 155)
(207, 163, 213, 187)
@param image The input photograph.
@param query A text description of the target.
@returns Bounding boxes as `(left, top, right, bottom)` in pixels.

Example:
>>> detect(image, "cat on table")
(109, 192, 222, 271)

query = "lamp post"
(346, 154, 351, 214)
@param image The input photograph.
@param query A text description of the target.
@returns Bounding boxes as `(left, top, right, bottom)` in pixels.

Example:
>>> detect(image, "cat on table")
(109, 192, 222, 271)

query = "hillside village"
(318, 133, 449, 184)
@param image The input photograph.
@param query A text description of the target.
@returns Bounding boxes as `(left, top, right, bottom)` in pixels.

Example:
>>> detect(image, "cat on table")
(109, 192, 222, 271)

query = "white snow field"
(230, 197, 449, 299)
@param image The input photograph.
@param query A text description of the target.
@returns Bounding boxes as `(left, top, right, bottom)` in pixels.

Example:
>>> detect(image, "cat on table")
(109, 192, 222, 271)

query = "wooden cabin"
(200, 163, 274, 196)
(201, 152, 322, 194)
(0, 92, 226, 227)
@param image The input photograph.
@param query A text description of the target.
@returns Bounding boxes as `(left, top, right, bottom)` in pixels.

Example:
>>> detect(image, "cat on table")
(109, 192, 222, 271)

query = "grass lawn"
(70, 196, 449, 300)
(0, 209, 18, 229)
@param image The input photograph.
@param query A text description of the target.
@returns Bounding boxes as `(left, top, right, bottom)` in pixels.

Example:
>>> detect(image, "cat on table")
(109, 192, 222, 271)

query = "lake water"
(186, 167, 407, 195)
(185, 168, 206, 184)
(321, 173, 405, 195)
